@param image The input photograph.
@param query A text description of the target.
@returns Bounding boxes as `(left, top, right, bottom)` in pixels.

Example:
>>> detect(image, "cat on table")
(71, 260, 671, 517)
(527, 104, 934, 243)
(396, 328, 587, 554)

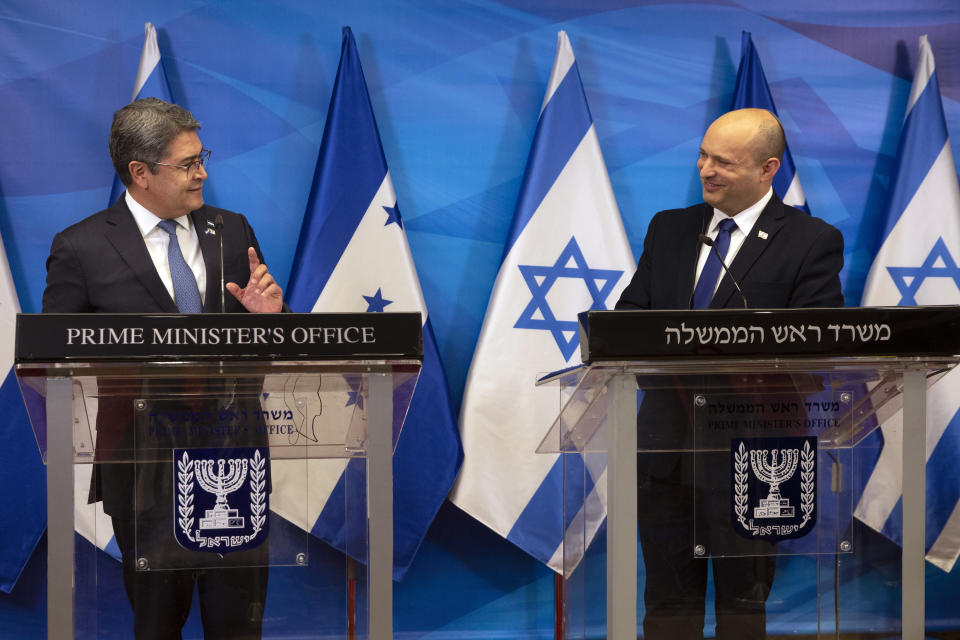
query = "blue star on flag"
(383, 204, 403, 228)
(886, 237, 960, 304)
(363, 288, 393, 312)
(345, 377, 365, 409)
(514, 236, 623, 360)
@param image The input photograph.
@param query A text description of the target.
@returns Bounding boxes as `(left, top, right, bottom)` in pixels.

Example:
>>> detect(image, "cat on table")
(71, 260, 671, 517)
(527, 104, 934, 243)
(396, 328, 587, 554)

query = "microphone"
(215, 214, 225, 313)
(698, 233, 749, 309)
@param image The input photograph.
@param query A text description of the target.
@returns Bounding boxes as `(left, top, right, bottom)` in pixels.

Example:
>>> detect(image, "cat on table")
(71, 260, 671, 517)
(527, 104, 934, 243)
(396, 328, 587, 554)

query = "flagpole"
(554, 572, 564, 639)
(347, 556, 356, 640)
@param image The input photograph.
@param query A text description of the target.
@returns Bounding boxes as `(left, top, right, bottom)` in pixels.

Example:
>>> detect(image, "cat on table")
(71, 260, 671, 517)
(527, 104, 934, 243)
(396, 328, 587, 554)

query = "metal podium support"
(902, 369, 927, 640)
(606, 372, 637, 638)
(46, 377, 74, 640)
(368, 372, 394, 640)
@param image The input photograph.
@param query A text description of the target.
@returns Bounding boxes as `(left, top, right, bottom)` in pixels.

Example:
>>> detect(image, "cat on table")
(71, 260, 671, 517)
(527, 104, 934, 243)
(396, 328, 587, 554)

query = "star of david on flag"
(515, 236, 623, 360)
(452, 31, 635, 573)
(855, 35, 960, 572)
(886, 237, 960, 304)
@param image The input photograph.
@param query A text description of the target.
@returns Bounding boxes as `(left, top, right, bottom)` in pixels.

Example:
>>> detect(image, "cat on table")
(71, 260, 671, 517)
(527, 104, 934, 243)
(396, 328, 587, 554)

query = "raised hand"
(225, 247, 283, 313)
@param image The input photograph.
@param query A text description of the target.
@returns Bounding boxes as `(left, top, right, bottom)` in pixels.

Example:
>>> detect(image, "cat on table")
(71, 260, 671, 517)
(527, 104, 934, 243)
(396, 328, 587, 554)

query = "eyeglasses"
(147, 149, 212, 173)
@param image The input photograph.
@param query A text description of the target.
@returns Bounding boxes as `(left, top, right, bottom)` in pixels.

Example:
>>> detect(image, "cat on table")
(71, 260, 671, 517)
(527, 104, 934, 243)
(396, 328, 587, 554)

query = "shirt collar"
(709, 187, 773, 236)
(124, 191, 193, 237)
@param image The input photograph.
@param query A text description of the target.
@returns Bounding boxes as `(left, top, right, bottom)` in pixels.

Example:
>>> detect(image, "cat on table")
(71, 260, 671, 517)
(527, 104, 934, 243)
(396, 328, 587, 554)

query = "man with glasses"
(42, 98, 282, 639)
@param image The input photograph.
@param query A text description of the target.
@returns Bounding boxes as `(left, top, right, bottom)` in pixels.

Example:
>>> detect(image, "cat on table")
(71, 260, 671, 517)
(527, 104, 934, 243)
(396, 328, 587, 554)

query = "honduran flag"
(272, 27, 462, 580)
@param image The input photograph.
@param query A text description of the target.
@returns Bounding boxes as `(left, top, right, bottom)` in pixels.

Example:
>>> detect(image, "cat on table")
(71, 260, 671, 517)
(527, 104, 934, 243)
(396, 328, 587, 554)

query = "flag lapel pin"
(758, 230, 768, 240)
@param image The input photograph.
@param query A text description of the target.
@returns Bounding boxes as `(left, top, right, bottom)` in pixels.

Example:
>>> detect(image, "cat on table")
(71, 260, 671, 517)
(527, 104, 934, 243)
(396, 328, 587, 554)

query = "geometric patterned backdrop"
(2, 1, 959, 636)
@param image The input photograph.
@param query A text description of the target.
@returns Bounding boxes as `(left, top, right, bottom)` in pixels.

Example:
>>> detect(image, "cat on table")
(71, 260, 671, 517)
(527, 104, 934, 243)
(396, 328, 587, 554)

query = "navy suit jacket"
(616, 193, 844, 311)
(41, 197, 271, 518)
(42, 197, 268, 314)
(616, 194, 844, 478)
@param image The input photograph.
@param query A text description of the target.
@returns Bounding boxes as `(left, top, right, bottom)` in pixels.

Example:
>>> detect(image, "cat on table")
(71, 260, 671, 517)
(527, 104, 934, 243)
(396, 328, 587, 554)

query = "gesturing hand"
(225, 247, 284, 314)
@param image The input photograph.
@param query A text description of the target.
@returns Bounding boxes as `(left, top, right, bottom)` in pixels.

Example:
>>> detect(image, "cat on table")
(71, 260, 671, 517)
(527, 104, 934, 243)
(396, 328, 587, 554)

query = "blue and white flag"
(0, 231, 46, 593)
(450, 31, 635, 572)
(271, 26, 462, 580)
(854, 35, 960, 572)
(74, 22, 173, 565)
(108, 22, 174, 206)
(731, 31, 809, 213)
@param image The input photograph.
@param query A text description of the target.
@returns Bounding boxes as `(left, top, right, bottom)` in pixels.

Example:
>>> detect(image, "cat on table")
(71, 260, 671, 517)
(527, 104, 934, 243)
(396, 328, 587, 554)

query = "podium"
(15, 312, 423, 640)
(538, 307, 960, 639)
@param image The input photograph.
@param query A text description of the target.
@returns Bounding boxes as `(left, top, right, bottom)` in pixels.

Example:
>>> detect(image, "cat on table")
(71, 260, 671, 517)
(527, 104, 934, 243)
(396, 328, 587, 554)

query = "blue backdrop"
(2, 1, 960, 637)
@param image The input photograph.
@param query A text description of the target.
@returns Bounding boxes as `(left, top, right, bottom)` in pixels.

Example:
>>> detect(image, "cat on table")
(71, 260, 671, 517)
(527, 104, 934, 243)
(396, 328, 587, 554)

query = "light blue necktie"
(157, 219, 203, 313)
(692, 217, 738, 309)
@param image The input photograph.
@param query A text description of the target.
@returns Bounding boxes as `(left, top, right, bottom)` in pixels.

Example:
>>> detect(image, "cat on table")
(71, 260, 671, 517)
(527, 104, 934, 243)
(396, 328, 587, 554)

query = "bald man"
(616, 109, 844, 639)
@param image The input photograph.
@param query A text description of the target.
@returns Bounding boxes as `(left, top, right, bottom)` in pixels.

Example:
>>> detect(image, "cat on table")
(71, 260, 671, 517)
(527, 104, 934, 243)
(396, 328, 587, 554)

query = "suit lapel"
(711, 195, 785, 309)
(191, 209, 223, 313)
(103, 198, 179, 312)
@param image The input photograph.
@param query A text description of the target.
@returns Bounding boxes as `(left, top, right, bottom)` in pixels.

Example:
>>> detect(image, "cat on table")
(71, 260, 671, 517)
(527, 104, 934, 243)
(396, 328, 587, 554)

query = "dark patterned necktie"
(692, 217, 738, 309)
(157, 219, 202, 313)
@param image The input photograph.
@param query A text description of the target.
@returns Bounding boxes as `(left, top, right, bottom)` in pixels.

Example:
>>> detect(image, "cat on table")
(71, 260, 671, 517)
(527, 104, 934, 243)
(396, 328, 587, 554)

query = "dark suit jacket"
(42, 197, 268, 314)
(42, 196, 271, 518)
(616, 193, 844, 311)
(616, 194, 844, 478)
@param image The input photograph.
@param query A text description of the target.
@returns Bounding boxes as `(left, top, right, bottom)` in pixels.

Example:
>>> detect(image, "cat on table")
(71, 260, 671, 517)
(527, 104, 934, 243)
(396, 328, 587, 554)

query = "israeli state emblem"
(731, 436, 816, 542)
(174, 446, 269, 553)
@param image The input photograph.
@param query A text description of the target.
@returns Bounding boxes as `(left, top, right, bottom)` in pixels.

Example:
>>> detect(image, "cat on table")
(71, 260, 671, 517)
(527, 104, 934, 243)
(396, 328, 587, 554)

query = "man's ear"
(128, 161, 150, 189)
(759, 157, 781, 184)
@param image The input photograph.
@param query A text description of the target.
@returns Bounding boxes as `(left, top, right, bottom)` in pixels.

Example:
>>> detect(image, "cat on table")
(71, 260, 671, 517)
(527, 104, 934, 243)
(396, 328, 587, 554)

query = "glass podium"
(538, 307, 960, 639)
(15, 312, 422, 640)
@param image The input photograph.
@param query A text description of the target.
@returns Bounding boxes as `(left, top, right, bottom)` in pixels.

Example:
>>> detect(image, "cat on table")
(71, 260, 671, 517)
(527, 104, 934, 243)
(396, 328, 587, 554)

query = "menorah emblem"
(196, 458, 249, 530)
(749, 448, 799, 519)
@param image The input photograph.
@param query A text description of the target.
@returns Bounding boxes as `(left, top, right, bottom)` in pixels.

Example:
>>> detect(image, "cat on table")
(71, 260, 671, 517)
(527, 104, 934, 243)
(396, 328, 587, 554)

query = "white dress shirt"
(693, 188, 773, 296)
(125, 191, 207, 305)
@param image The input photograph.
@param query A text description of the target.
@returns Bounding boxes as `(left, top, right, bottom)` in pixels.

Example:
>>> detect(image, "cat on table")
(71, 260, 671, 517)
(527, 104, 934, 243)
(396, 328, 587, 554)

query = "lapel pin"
(205, 227, 216, 236)
(758, 230, 768, 240)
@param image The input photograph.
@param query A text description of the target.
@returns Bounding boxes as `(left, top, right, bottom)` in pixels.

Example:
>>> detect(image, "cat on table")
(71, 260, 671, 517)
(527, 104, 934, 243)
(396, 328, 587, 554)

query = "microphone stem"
(710, 243, 749, 309)
(698, 233, 749, 309)
(215, 215, 225, 313)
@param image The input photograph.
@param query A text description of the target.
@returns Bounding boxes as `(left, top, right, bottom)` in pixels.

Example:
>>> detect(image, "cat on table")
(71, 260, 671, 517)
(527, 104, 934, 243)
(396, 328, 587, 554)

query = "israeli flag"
(731, 31, 809, 213)
(854, 35, 960, 572)
(0, 232, 46, 593)
(273, 27, 462, 580)
(107, 22, 174, 206)
(449, 31, 635, 572)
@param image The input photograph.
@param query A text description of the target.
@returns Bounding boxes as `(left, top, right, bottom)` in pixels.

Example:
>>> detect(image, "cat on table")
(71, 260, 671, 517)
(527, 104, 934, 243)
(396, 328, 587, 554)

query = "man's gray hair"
(109, 98, 201, 185)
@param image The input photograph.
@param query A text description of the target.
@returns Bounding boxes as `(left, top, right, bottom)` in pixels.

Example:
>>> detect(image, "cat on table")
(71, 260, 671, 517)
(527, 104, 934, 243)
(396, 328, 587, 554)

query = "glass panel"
(16, 361, 417, 637)
(544, 363, 937, 638)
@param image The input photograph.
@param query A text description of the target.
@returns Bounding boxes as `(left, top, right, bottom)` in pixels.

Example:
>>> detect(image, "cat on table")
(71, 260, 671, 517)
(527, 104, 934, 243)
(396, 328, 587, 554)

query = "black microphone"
(698, 233, 749, 309)
(215, 214, 225, 313)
